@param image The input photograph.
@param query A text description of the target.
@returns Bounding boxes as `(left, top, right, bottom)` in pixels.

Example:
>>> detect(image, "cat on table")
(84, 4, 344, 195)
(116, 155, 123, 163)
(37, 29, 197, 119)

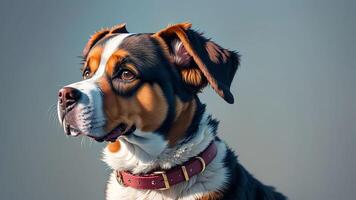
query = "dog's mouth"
(64, 124, 81, 137)
(93, 123, 136, 143)
(64, 122, 136, 143)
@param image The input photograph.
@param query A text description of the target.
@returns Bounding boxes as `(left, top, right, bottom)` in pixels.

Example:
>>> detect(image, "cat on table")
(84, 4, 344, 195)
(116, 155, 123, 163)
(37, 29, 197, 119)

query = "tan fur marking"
(205, 41, 228, 64)
(198, 191, 223, 200)
(154, 23, 192, 36)
(84, 46, 103, 75)
(180, 68, 206, 87)
(97, 78, 168, 133)
(106, 49, 129, 76)
(107, 141, 121, 153)
(167, 98, 196, 146)
(135, 84, 168, 132)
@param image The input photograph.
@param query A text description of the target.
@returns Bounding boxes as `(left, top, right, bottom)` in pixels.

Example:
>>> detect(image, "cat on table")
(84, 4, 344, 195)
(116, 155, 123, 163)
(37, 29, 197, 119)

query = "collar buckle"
(153, 171, 170, 190)
(115, 170, 125, 186)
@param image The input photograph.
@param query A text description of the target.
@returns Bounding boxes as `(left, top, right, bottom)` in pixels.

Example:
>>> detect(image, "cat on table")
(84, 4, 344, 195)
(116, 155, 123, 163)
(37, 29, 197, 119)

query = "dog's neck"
(103, 102, 229, 200)
(166, 98, 197, 147)
(102, 101, 217, 174)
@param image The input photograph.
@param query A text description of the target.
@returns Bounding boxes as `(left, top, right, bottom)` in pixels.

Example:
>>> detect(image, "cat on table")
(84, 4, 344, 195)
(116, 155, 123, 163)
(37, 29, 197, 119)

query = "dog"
(57, 22, 286, 200)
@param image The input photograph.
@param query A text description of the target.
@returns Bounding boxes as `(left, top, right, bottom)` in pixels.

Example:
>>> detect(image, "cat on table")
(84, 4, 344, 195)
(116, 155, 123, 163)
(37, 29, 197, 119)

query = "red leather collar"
(115, 142, 218, 190)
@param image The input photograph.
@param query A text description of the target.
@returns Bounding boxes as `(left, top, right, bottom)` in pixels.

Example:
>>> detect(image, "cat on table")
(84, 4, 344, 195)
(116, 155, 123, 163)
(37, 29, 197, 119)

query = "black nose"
(58, 87, 81, 110)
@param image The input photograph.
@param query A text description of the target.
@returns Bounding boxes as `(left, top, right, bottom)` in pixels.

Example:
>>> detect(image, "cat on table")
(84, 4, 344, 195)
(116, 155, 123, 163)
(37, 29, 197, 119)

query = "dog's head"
(57, 23, 239, 144)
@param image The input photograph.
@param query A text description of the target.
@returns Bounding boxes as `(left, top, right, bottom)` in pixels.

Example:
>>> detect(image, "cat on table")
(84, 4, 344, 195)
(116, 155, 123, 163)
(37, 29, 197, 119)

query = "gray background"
(0, 0, 355, 199)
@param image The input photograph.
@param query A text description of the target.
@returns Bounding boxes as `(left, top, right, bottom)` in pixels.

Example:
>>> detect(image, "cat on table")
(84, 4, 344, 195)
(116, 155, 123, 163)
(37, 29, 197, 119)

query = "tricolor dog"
(57, 23, 286, 200)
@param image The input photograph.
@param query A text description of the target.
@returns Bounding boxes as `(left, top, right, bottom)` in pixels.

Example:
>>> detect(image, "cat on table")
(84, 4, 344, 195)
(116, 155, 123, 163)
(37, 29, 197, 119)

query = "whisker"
(89, 138, 94, 147)
(47, 103, 57, 114)
(81, 136, 86, 148)
(47, 104, 57, 121)
(50, 109, 59, 124)
(47, 104, 63, 133)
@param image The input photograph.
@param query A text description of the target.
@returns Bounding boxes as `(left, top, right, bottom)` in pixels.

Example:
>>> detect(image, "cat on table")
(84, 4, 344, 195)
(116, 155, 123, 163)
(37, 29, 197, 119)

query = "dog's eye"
(118, 69, 135, 81)
(83, 69, 90, 79)
(111, 68, 138, 93)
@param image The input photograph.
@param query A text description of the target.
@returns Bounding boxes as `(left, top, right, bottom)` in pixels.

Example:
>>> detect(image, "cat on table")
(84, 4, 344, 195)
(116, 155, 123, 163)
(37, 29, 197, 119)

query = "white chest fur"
(102, 114, 229, 200)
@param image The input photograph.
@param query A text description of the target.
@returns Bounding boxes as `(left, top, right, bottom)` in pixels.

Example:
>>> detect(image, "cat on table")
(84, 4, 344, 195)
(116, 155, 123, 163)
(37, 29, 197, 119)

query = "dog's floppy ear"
(154, 23, 240, 104)
(82, 23, 129, 58)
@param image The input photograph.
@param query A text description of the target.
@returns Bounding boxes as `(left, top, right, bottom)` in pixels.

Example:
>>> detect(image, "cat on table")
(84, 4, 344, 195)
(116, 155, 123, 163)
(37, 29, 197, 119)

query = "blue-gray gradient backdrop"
(0, 0, 355, 199)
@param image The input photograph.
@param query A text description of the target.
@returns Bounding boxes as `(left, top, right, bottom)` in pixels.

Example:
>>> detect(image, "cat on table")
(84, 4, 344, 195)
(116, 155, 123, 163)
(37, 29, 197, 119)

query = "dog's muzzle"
(57, 86, 85, 137)
(57, 84, 134, 142)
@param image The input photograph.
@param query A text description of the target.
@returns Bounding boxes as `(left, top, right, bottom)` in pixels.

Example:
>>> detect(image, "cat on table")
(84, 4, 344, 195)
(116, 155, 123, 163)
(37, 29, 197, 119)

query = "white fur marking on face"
(92, 33, 132, 80)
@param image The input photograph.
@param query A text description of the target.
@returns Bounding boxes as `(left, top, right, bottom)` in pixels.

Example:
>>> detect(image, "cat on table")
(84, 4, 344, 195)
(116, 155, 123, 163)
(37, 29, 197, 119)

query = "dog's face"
(57, 23, 239, 144)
